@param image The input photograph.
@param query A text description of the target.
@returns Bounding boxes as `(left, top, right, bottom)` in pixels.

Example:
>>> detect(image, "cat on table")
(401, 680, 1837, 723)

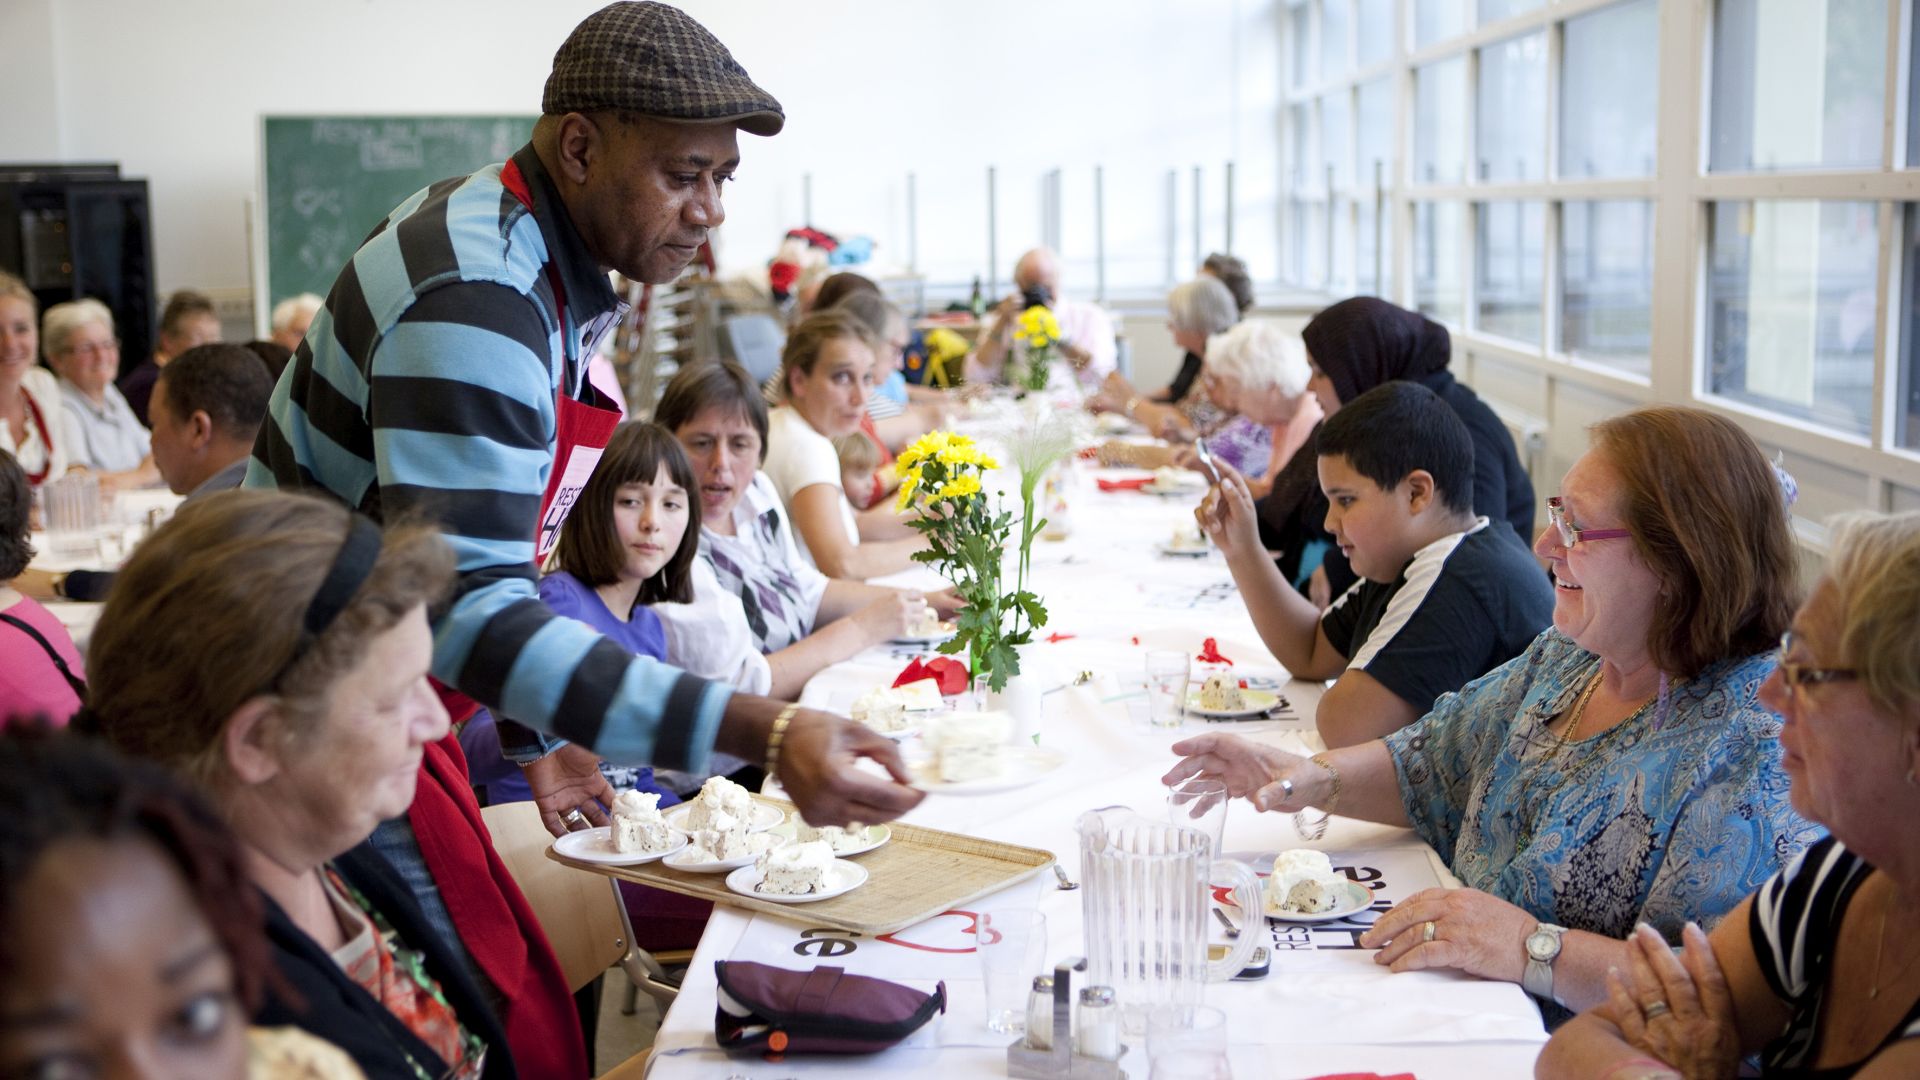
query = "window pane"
(1478, 0, 1543, 25)
(1561, 200, 1653, 375)
(1323, 0, 1350, 82)
(1414, 0, 1469, 48)
(1476, 201, 1544, 343)
(1413, 201, 1465, 324)
(1707, 200, 1878, 435)
(1356, 193, 1395, 296)
(1911, 5, 1919, 167)
(1289, 199, 1329, 286)
(1477, 33, 1547, 181)
(1357, 77, 1394, 189)
(1900, 205, 1919, 446)
(1357, 0, 1395, 68)
(1292, 4, 1314, 89)
(1709, 0, 1887, 172)
(1561, 0, 1659, 178)
(1323, 92, 1352, 191)
(1414, 56, 1468, 184)
(1332, 199, 1356, 291)
(1290, 104, 1317, 188)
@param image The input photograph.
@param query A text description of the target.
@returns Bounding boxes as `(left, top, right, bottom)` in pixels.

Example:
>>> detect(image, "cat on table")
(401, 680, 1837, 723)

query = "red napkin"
(894, 656, 969, 695)
(1197, 637, 1234, 665)
(1096, 477, 1152, 492)
(1045, 632, 1076, 643)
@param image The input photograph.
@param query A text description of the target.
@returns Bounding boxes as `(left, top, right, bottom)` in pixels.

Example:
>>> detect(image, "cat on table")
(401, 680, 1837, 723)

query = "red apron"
(409, 158, 625, 1080)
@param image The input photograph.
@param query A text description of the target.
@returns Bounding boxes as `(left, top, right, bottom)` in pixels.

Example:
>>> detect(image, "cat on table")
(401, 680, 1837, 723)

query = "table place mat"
(546, 798, 1055, 934)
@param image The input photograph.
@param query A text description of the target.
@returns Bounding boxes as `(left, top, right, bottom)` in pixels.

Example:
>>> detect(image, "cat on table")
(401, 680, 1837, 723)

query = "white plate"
(766, 822, 892, 858)
(913, 746, 1068, 795)
(550, 826, 688, 866)
(725, 859, 870, 903)
(1143, 483, 1205, 498)
(1184, 688, 1281, 719)
(663, 800, 786, 834)
(888, 626, 957, 647)
(660, 832, 781, 873)
(1157, 541, 1212, 558)
(1265, 879, 1376, 923)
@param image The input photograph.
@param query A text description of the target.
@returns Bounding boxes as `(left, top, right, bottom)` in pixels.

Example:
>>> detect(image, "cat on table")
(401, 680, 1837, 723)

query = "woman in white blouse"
(0, 274, 68, 487)
(43, 298, 158, 488)
(652, 360, 959, 699)
(763, 310, 925, 579)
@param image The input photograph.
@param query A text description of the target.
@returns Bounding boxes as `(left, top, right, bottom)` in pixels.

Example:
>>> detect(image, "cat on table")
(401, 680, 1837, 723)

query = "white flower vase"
(987, 647, 1048, 746)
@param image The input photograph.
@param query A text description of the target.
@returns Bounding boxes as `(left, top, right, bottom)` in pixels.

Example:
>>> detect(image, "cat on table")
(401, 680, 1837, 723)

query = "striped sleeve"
(364, 282, 730, 768)
(1748, 835, 1855, 1005)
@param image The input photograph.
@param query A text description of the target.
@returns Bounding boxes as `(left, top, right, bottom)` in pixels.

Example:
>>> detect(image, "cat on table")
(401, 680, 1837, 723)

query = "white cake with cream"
(1267, 849, 1347, 914)
(793, 822, 870, 853)
(850, 687, 911, 733)
(684, 775, 753, 831)
(927, 711, 1011, 782)
(684, 808, 773, 863)
(1169, 522, 1208, 551)
(756, 840, 836, 895)
(609, 790, 675, 854)
(905, 608, 949, 638)
(1197, 672, 1246, 711)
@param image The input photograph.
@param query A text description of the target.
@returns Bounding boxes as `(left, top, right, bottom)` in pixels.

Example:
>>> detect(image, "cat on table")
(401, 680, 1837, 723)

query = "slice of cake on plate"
(756, 840, 835, 895)
(927, 711, 1011, 783)
(793, 821, 870, 853)
(1197, 672, 1246, 711)
(684, 774, 753, 831)
(609, 790, 675, 854)
(684, 808, 768, 862)
(1267, 849, 1347, 914)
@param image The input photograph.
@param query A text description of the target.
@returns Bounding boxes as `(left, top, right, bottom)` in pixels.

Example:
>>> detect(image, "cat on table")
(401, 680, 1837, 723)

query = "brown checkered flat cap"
(544, 2, 784, 136)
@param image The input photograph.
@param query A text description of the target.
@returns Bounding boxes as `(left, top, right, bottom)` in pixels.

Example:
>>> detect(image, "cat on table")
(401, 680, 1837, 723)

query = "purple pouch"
(714, 960, 946, 1055)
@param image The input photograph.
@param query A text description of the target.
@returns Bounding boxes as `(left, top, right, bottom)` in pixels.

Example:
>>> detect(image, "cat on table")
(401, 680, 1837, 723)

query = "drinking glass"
(1144, 651, 1190, 729)
(1148, 1004, 1232, 1079)
(976, 909, 1047, 1034)
(1167, 776, 1229, 858)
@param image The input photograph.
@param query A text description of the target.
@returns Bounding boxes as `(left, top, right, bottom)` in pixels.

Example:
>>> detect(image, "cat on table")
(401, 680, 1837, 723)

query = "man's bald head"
(1014, 248, 1061, 293)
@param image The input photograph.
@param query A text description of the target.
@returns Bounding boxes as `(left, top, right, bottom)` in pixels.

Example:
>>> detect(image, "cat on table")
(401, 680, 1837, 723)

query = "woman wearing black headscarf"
(1256, 297, 1536, 602)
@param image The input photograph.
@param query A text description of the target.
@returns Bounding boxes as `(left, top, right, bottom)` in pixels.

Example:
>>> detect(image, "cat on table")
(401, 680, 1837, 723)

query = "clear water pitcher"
(1077, 806, 1261, 1032)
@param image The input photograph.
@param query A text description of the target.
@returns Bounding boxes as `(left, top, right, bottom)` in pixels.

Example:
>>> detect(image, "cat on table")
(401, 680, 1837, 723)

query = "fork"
(1193, 436, 1221, 485)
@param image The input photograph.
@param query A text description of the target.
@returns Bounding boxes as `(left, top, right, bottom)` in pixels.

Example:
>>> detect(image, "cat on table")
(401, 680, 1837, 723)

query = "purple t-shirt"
(536, 571, 669, 660)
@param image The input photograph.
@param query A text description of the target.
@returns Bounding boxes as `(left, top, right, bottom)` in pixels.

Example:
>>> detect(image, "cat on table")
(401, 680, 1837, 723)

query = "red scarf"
(407, 734, 588, 1079)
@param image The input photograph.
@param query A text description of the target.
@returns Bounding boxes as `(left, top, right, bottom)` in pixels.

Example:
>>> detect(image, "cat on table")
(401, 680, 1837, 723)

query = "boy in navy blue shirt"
(1201, 381, 1553, 746)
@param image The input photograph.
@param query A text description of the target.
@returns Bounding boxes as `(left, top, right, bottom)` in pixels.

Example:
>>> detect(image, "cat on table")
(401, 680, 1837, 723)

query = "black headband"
(300, 514, 382, 642)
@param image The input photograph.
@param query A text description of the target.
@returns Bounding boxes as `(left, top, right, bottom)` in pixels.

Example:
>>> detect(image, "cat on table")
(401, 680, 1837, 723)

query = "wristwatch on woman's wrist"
(1523, 922, 1566, 1002)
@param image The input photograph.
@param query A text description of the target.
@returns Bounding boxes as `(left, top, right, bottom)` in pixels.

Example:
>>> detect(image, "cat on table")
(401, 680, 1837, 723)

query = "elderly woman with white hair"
(1094, 275, 1241, 427)
(1102, 319, 1322, 499)
(269, 293, 323, 351)
(43, 299, 158, 488)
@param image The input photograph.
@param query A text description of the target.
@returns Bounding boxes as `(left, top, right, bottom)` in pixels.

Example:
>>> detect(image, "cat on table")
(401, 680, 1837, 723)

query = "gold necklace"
(1870, 881, 1920, 999)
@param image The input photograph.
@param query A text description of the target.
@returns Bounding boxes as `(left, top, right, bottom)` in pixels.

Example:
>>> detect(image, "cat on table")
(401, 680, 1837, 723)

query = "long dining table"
(639, 459, 1549, 1079)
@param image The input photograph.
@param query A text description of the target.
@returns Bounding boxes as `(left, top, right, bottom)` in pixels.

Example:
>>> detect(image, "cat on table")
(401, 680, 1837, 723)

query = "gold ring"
(1422, 920, 1437, 944)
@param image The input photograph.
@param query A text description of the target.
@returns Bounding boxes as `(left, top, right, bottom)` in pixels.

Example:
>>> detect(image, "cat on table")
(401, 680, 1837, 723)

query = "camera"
(1020, 284, 1053, 310)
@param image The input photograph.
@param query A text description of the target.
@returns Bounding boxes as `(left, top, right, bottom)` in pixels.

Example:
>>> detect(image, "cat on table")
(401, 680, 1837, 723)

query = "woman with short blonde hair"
(0, 273, 67, 486)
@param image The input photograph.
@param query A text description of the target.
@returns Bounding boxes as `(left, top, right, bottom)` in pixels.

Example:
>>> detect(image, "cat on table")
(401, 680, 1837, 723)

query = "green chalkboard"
(261, 115, 537, 305)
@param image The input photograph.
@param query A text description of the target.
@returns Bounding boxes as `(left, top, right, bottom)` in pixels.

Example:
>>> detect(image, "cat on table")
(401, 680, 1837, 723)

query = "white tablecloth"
(27, 488, 181, 651)
(644, 470, 1548, 1078)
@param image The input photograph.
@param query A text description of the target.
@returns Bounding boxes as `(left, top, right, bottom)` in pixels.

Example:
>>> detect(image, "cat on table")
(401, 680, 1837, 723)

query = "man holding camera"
(968, 246, 1117, 390)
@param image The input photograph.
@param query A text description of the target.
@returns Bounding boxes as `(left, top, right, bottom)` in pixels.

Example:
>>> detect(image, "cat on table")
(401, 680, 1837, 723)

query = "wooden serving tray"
(545, 798, 1056, 934)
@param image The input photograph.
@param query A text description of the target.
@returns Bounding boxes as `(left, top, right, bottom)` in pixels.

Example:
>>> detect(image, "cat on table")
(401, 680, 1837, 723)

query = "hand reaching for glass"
(1162, 731, 1316, 813)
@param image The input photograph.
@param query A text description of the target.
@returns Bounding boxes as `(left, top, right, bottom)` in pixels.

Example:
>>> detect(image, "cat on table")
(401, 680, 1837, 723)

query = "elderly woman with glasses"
(1540, 510, 1920, 1078)
(42, 298, 158, 488)
(1165, 406, 1819, 1021)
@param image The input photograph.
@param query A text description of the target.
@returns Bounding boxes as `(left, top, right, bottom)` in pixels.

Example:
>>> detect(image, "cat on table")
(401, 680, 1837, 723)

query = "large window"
(1282, 0, 1920, 519)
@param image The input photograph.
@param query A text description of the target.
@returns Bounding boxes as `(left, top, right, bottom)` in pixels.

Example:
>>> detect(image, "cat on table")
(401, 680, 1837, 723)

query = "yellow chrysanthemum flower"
(937, 475, 983, 500)
(897, 430, 953, 473)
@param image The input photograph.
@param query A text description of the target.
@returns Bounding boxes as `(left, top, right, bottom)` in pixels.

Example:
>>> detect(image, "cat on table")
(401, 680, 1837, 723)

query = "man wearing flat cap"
(251, 0, 922, 999)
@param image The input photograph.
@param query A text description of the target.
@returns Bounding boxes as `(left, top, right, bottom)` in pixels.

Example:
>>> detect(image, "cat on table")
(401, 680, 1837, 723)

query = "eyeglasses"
(1545, 497, 1632, 547)
(1777, 630, 1859, 691)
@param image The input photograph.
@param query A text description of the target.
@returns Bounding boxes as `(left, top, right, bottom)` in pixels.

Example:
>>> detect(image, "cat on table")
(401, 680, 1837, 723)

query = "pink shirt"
(0, 595, 85, 726)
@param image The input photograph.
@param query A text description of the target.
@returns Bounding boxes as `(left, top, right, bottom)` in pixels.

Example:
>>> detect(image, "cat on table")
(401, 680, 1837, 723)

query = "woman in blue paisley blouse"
(1166, 405, 1819, 1021)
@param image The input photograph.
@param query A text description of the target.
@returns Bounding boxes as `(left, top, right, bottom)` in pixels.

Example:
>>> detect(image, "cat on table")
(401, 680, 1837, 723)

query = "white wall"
(8, 0, 1283, 311)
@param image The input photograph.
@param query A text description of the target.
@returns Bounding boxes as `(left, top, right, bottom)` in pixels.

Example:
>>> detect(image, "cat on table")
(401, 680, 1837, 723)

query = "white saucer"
(1157, 542, 1212, 558)
(550, 826, 688, 866)
(663, 801, 786, 834)
(1265, 879, 1375, 923)
(725, 859, 869, 903)
(767, 822, 891, 858)
(888, 627, 957, 647)
(913, 746, 1068, 795)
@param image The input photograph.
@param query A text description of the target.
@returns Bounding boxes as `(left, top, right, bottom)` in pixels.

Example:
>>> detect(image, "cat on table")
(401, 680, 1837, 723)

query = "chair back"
(479, 800, 628, 993)
(724, 313, 786, 385)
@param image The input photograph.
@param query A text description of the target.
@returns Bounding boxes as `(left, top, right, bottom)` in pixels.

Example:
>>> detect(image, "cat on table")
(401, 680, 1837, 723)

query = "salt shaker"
(1023, 975, 1056, 1050)
(1074, 986, 1120, 1060)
